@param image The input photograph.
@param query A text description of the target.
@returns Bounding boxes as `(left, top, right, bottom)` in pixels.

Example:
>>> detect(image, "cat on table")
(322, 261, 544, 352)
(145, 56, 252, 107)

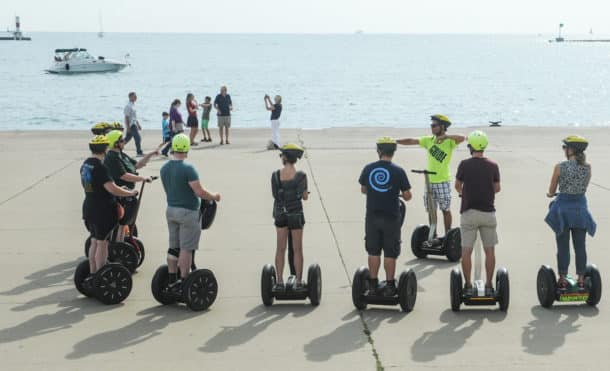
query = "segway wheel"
(585, 264, 602, 306)
(352, 266, 370, 310)
(261, 264, 276, 306)
(536, 265, 556, 308)
(496, 268, 510, 312)
(151, 265, 176, 305)
(183, 269, 218, 311)
(129, 237, 146, 267)
(84, 236, 92, 258)
(94, 263, 132, 305)
(411, 225, 429, 259)
(74, 260, 94, 297)
(307, 264, 322, 307)
(450, 268, 462, 311)
(398, 269, 417, 312)
(108, 241, 139, 273)
(444, 228, 462, 262)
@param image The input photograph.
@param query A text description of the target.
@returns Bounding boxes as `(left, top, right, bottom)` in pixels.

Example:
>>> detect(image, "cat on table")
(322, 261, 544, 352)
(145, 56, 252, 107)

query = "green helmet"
(468, 130, 489, 151)
(106, 130, 124, 149)
(172, 133, 191, 153)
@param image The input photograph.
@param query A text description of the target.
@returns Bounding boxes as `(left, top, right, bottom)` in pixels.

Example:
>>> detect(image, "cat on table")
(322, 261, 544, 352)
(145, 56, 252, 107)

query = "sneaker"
(485, 286, 495, 296)
(382, 282, 397, 297)
(273, 282, 285, 291)
(167, 280, 183, 296)
(82, 276, 95, 292)
(367, 278, 379, 292)
(136, 153, 144, 158)
(463, 284, 474, 296)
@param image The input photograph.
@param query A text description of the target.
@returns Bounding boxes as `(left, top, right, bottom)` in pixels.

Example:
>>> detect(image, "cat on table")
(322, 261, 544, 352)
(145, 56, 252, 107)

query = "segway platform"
(151, 265, 219, 311)
(352, 266, 417, 312)
(450, 267, 509, 311)
(537, 264, 602, 308)
(261, 263, 322, 306)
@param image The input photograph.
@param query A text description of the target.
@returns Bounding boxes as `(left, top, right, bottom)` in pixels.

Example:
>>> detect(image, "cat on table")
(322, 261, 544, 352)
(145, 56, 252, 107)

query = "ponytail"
(575, 152, 587, 166)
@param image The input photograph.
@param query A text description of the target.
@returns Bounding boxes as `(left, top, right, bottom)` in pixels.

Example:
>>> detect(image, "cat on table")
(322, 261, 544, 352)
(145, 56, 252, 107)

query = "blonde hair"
(275, 95, 282, 104)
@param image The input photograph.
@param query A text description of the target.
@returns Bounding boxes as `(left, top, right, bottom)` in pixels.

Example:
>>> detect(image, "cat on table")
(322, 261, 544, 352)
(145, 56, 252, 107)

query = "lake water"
(1, 33, 610, 130)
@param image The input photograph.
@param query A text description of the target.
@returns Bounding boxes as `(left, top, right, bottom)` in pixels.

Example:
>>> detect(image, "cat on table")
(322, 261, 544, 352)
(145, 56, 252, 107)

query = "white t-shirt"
(124, 101, 137, 126)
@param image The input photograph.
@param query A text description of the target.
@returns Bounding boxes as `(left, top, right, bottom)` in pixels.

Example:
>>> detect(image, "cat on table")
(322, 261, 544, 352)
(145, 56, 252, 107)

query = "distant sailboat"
(98, 11, 104, 38)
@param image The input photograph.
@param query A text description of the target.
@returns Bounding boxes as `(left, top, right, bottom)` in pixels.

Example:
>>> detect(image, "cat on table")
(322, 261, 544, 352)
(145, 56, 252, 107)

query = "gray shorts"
(166, 206, 201, 251)
(217, 116, 231, 128)
(460, 209, 498, 248)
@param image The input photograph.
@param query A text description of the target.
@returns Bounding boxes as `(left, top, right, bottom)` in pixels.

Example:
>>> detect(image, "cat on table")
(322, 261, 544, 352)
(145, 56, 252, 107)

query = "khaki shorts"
(460, 209, 498, 248)
(217, 116, 231, 128)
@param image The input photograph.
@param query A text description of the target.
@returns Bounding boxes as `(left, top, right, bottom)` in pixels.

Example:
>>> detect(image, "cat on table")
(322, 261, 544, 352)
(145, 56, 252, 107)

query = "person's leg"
(275, 227, 289, 283)
(365, 215, 382, 281)
(95, 240, 109, 271)
(124, 126, 133, 143)
(459, 210, 476, 287)
(442, 210, 452, 234)
(383, 257, 396, 282)
(483, 247, 496, 288)
(368, 255, 381, 279)
(271, 120, 280, 147)
(225, 126, 230, 144)
(571, 228, 587, 283)
(190, 126, 198, 144)
(555, 229, 571, 283)
(461, 247, 473, 286)
(219, 125, 224, 144)
(205, 128, 211, 141)
(166, 208, 180, 278)
(290, 228, 304, 282)
(178, 249, 193, 279)
(161, 138, 171, 156)
(89, 238, 98, 273)
(132, 125, 143, 154)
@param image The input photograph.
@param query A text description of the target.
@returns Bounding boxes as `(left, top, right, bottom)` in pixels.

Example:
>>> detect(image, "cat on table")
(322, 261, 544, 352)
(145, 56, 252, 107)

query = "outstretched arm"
(397, 138, 419, 146)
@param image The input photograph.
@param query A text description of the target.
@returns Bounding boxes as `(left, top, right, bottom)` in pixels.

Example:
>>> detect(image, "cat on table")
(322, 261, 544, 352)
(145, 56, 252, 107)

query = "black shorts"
(365, 213, 401, 258)
(274, 213, 305, 230)
(84, 216, 116, 240)
(187, 115, 199, 128)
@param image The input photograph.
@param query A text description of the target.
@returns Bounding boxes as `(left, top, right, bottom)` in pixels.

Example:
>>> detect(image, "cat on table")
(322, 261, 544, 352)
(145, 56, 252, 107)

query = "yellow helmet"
(376, 136, 397, 154)
(106, 130, 124, 149)
(89, 135, 109, 153)
(172, 133, 191, 153)
(431, 114, 452, 128)
(563, 135, 588, 152)
(110, 122, 124, 131)
(280, 143, 304, 159)
(91, 122, 111, 135)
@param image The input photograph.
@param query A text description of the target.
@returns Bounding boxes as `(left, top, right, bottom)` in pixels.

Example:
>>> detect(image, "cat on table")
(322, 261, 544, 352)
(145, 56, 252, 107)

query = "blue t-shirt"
(160, 160, 200, 211)
(161, 118, 170, 138)
(359, 160, 411, 217)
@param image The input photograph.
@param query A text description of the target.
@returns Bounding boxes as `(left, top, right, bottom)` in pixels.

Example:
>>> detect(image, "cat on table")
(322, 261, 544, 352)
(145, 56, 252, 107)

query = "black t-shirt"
(270, 104, 282, 120)
(104, 150, 138, 189)
(456, 157, 500, 213)
(214, 94, 232, 116)
(359, 160, 410, 217)
(271, 170, 308, 217)
(80, 157, 115, 218)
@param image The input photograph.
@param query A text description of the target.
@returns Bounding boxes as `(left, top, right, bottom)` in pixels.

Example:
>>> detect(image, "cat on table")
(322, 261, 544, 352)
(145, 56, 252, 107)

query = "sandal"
(557, 277, 568, 289)
(577, 277, 585, 289)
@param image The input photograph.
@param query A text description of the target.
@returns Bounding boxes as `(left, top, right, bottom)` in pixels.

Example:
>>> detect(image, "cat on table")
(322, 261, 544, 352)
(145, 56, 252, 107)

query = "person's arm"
(402, 190, 412, 201)
(397, 138, 420, 146)
(104, 181, 138, 197)
(493, 164, 501, 193)
(189, 180, 221, 201)
(455, 180, 463, 195)
(494, 182, 501, 193)
(229, 96, 233, 111)
(299, 173, 309, 201)
(400, 170, 412, 201)
(361, 185, 367, 194)
(547, 164, 560, 197)
(120, 173, 152, 183)
(436, 134, 466, 144)
(135, 145, 162, 169)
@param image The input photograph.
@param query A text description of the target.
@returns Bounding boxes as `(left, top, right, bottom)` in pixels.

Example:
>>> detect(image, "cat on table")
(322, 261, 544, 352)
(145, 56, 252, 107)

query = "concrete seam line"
(0, 158, 80, 207)
(297, 132, 385, 371)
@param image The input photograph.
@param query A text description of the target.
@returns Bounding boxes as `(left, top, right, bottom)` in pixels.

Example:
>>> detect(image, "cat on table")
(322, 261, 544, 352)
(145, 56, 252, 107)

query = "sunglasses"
(430, 123, 440, 128)
(562, 144, 567, 149)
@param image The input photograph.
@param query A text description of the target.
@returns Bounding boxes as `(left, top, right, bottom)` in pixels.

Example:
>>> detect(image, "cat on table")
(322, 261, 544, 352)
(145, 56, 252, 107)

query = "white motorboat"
(46, 48, 128, 74)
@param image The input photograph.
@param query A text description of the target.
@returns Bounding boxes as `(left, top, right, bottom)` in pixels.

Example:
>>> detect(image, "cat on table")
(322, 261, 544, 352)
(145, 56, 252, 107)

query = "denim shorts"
(166, 207, 201, 251)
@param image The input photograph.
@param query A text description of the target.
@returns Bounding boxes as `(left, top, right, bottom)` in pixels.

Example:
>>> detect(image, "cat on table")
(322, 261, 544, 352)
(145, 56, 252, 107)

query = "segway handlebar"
(411, 169, 437, 175)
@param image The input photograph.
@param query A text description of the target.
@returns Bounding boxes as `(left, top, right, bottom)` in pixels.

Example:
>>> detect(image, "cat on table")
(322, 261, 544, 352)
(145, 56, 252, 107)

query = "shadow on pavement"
(521, 305, 599, 355)
(304, 308, 406, 362)
(66, 306, 200, 359)
(200, 304, 315, 353)
(0, 293, 115, 344)
(0, 259, 79, 296)
(410, 309, 495, 362)
(403, 258, 456, 292)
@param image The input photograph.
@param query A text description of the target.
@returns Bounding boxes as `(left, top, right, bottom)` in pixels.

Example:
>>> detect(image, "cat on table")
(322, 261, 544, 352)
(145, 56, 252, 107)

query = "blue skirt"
(544, 194, 596, 236)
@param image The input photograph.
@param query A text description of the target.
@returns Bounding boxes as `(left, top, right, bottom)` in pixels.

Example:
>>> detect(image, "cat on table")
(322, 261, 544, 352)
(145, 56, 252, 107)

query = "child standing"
(161, 111, 172, 157)
(200, 96, 212, 142)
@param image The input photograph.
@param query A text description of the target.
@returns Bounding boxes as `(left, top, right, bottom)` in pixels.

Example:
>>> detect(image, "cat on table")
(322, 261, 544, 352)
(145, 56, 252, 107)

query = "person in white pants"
(265, 94, 283, 150)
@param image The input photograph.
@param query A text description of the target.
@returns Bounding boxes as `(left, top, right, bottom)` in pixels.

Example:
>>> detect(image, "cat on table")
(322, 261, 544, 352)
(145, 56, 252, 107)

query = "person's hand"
(436, 134, 447, 143)
(143, 176, 154, 183)
(546, 192, 556, 198)
(131, 189, 139, 197)
(264, 94, 269, 99)
(214, 193, 221, 202)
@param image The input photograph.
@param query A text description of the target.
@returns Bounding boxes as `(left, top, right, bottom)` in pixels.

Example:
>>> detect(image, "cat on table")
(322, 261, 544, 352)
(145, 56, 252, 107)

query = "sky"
(3, 0, 610, 34)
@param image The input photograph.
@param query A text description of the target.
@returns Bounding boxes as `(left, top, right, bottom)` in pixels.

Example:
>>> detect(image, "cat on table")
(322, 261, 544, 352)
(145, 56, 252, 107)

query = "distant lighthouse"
(0, 16, 32, 41)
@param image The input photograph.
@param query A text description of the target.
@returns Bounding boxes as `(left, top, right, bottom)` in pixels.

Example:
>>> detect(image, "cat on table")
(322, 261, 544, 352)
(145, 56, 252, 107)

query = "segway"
(74, 260, 133, 305)
(537, 264, 602, 308)
(410, 170, 461, 261)
(450, 240, 509, 311)
(351, 267, 417, 312)
(151, 199, 219, 311)
(84, 176, 157, 272)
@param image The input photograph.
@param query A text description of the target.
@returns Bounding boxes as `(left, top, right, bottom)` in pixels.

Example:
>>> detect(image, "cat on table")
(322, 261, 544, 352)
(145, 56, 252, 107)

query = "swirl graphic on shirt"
(369, 167, 391, 192)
